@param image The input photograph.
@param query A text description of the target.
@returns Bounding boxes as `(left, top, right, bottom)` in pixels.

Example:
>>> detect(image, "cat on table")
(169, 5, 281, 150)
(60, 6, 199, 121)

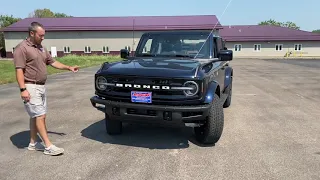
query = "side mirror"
(120, 49, 129, 59)
(218, 50, 233, 61)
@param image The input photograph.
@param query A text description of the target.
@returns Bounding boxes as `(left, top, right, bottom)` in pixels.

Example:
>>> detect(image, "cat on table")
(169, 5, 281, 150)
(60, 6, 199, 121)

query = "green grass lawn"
(0, 54, 122, 85)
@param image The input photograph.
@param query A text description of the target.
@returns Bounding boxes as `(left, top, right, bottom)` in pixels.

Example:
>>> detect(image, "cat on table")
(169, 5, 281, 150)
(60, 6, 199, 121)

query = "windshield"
(135, 33, 211, 58)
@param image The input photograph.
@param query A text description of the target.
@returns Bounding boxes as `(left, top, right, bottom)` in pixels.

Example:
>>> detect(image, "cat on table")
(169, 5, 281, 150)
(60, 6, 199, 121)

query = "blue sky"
(1, 0, 319, 31)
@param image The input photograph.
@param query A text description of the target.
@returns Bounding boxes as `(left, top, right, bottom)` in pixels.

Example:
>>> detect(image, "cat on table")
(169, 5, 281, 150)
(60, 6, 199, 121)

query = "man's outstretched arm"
(50, 61, 79, 72)
(45, 49, 79, 72)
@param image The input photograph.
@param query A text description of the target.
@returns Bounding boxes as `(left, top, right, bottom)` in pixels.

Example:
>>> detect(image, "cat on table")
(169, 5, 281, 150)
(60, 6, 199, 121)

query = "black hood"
(99, 58, 202, 78)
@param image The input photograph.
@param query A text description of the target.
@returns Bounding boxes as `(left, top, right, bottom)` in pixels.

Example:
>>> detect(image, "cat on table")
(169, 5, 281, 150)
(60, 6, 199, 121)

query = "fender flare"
(224, 66, 233, 88)
(203, 81, 220, 104)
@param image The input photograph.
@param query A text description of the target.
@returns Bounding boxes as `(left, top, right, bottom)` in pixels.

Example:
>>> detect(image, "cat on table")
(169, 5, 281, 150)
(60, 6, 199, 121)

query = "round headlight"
(96, 76, 107, 90)
(183, 81, 199, 96)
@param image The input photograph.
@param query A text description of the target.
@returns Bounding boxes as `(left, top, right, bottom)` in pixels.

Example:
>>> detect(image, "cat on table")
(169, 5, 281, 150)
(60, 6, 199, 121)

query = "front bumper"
(90, 96, 211, 125)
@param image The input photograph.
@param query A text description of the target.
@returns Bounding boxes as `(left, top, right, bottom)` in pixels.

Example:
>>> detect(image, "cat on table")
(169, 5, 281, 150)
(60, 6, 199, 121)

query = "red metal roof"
(1, 15, 223, 31)
(2, 16, 320, 41)
(220, 25, 320, 41)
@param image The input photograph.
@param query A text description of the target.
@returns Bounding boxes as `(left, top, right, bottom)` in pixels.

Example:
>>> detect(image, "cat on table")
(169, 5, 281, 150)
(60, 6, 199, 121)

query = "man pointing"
(13, 22, 79, 156)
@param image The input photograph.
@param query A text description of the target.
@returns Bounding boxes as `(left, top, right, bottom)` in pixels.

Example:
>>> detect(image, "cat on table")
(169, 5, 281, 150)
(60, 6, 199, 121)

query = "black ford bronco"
(90, 30, 233, 145)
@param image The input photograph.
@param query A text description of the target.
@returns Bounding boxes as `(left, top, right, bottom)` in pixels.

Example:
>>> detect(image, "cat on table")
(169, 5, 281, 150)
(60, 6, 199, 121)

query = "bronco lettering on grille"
(115, 83, 170, 90)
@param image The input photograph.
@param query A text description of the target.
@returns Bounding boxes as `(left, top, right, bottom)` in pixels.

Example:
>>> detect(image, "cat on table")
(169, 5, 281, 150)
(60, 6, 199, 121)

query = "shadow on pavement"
(10, 130, 66, 149)
(81, 119, 196, 149)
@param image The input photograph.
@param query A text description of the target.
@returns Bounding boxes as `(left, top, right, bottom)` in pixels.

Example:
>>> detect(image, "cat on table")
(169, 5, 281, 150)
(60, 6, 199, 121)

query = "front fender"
(203, 81, 220, 104)
(224, 66, 233, 88)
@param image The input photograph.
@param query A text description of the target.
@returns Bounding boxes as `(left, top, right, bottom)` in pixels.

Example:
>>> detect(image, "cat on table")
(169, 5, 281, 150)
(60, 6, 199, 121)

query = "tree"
(282, 21, 300, 30)
(258, 19, 282, 26)
(54, 13, 73, 18)
(258, 19, 300, 30)
(312, 29, 320, 33)
(28, 8, 72, 18)
(0, 15, 21, 28)
(0, 15, 22, 57)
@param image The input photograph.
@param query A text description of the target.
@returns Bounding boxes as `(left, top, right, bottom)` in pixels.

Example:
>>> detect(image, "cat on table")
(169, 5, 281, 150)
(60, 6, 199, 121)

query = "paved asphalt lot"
(0, 58, 320, 180)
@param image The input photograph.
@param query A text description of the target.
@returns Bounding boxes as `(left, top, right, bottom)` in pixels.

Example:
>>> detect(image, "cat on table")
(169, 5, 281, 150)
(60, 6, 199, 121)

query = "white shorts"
(24, 84, 47, 118)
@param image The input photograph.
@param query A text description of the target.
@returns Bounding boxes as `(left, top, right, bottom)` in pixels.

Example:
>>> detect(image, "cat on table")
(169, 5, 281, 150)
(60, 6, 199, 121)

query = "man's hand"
(21, 90, 30, 103)
(15, 68, 30, 103)
(68, 66, 79, 72)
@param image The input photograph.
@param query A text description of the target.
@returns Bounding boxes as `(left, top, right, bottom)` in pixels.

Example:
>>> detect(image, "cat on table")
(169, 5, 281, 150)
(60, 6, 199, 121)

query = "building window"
(234, 44, 242, 51)
(294, 44, 302, 51)
(275, 44, 283, 51)
(102, 46, 109, 53)
(125, 46, 131, 52)
(142, 39, 153, 53)
(254, 44, 261, 51)
(143, 47, 147, 53)
(64, 46, 70, 53)
(84, 46, 91, 53)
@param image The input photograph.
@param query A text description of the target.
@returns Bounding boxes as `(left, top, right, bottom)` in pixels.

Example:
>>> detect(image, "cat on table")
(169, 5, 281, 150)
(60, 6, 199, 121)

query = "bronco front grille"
(96, 75, 202, 103)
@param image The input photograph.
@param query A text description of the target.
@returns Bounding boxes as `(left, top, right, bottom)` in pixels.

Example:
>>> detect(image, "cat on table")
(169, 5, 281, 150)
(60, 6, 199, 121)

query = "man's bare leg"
(29, 117, 37, 144)
(43, 115, 48, 132)
(35, 114, 64, 155)
(35, 114, 52, 148)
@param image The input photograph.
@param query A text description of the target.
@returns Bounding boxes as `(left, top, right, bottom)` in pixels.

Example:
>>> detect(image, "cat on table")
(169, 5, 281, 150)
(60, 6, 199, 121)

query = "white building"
(2, 15, 320, 58)
(220, 25, 320, 57)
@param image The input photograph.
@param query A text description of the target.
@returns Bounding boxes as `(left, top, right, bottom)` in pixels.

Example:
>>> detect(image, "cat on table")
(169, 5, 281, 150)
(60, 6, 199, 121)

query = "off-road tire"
(105, 114, 122, 135)
(194, 93, 224, 145)
(223, 78, 232, 108)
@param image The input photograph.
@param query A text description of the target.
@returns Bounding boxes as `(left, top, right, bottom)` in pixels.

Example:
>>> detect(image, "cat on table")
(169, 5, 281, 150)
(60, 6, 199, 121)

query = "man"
(13, 22, 79, 156)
